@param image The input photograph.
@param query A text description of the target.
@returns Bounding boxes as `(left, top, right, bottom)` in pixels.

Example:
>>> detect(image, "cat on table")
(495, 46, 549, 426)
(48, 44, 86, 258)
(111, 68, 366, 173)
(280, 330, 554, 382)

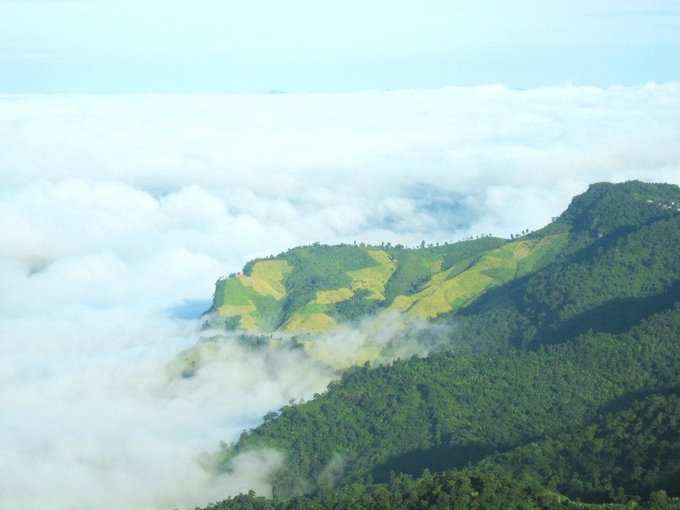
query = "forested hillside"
(223, 306, 680, 498)
(446, 182, 680, 351)
(471, 390, 680, 501)
(201, 472, 680, 510)
(208, 182, 680, 349)
(199, 181, 680, 510)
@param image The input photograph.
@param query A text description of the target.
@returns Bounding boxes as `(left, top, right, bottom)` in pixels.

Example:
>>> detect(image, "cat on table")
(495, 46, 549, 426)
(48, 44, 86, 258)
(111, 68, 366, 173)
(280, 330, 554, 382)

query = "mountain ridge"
(198, 180, 680, 509)
(203, 180, 680, 356)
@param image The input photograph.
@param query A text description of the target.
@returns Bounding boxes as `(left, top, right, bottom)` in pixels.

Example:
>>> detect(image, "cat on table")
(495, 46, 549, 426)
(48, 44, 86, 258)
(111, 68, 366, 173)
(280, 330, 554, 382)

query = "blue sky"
(1, 0, 680, 92)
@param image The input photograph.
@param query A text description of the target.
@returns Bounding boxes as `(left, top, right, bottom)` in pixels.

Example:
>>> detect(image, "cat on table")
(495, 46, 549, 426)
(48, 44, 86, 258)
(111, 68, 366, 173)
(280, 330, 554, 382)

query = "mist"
(1, 84, 680, 510)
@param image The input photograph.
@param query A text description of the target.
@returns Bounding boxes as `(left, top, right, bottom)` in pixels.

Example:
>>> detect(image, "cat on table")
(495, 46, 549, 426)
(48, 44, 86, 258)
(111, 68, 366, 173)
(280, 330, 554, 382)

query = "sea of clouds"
(1, 83, 680, 510)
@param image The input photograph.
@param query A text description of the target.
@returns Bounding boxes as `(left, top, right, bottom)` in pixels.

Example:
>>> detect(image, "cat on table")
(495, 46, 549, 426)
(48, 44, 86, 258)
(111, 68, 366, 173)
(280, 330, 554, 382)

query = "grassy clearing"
(393, 236, 565, 319)
(299, 302, 331, 314)
(239, 260, 291, 299)
(213, 263, 287, 331)
(316, 287, 354, 304)
(214, 277, 253, 307)
(384, 238, 506, 302)
(283, 312, 337, 333)
(239, 314, 258, 331)
(516, 233, 569, 276)
(348, 250, 396, 300)
(216, 304, 256, 316)
(390, 295, 415, 312)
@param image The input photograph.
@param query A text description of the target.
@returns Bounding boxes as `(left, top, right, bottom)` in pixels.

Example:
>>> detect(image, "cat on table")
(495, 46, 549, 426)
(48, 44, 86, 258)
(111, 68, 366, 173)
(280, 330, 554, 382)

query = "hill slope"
(224, 305, 680, 497)
(470, 389, 680, 501)
(202, 472, 667, 510)
(447, 181, 680, 351)
(208, 181, 680, 342)
(207, 181, 680, 506)
(208, 237, 515, 334)
(205, 181, 680, 361)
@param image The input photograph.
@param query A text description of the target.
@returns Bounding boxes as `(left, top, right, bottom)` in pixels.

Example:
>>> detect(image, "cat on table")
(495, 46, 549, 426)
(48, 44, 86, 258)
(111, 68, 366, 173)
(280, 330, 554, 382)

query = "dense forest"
(224, 306, 680, 499)
(471, 391, 680, 501)
(196, 182, 680, 510)
(200, 473, 680, 510)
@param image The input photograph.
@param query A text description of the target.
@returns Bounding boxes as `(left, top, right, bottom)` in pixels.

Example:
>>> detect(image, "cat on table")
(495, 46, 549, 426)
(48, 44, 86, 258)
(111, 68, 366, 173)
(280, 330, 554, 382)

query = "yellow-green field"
(390, 236, 565, 319)
(212, 235, 566, 334)
(348, 250, 396, 300)
(214, 260, 291, 331)
(238, 260, 291, 299)
(216, 304, 256, 316)
(316, 287, 354, 304)
(283, 312, 337, 333)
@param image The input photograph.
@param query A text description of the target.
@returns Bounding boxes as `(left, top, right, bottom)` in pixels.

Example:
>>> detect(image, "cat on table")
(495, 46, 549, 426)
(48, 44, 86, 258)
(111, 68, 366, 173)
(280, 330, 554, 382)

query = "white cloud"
(0, 84, 679, 509)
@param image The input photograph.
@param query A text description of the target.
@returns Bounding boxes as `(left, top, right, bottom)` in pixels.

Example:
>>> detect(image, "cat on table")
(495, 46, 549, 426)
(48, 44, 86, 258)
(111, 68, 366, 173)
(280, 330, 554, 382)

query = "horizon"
(3, 2, 680, 509)
(3, 1, 680, 93)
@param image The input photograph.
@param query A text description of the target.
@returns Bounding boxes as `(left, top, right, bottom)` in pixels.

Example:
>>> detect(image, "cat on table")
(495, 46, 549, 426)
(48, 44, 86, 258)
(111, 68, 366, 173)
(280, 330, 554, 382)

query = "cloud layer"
(1, 84, 680, 509)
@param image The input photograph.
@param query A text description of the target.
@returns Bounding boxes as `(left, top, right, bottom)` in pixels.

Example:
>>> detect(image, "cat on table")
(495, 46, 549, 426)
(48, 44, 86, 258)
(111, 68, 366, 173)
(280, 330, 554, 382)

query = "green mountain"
(471, 389, 680, 501)
(224, 306, 680, 499)
(201, 181, 680, 509)
(204, 472, 656, 510)
(208, 236, 518, 334)
(206, 181, 680, 356)
(447, 180, 680, 351)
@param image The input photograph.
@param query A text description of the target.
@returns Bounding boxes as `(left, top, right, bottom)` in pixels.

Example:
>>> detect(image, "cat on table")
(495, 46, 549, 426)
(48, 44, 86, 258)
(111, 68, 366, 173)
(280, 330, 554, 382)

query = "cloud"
(318, 452, 346, 488)
(297, 311, 453, 369)
(0, 311, 334, 510)
(0, 84, 679, 509)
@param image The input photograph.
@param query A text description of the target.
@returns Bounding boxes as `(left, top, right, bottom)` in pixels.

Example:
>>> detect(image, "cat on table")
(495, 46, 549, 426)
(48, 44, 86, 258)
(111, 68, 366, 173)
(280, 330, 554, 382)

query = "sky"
(1, 0, 680, 92)
(2, 1, 680, 510)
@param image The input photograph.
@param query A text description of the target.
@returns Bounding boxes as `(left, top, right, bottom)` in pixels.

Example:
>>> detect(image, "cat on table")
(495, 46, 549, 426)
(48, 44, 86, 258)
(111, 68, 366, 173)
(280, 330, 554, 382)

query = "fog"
(1, 84, 679, 509)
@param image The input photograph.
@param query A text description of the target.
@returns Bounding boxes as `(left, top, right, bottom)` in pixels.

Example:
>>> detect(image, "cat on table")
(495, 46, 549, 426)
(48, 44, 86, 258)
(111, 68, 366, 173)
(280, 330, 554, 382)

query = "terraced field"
(283, 309, 337, 333)
(213, 260, 291, 331)
(210, 234, 566, 335)
(347, 249, 396, 300)
(391, 234, 567, 319)
(239, 259, 291, 299)
(315, 287, 354, 305)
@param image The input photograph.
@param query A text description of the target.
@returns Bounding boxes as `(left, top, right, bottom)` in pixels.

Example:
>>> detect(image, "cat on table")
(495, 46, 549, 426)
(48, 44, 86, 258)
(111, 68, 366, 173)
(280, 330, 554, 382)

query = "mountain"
(204, 181, 680, 354)
(446, 181, 680, 351)
(204, 472, 654, 510)
(223, 305, 680, 499)
(199, 181, 680, 509)
(207, 236, 513, 334)
(471, 389, 680, 501)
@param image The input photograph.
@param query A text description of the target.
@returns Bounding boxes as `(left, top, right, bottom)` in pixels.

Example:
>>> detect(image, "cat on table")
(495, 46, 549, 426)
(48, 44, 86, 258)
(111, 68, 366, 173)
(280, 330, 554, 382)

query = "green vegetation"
(209, 236, 556, 336)
(209, 181, 680, 339)
(225, 305, 680, 496)
(451, 199, 680, 351)
(210, 240, 515, 335)
(242, 260, 291, 300)
(471, 390, 680, 502)
(213, 246, 380, 333)
(212, 273, 284, 331)
(200, 472, 673, 510)
(348, 249, 396, 301)
(279, 245, 378, 321)
(390, 235, 567, 319)
(555, 181, 680, 241)
(201, 181, 680, 509)
(383, 238, 506, 300)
